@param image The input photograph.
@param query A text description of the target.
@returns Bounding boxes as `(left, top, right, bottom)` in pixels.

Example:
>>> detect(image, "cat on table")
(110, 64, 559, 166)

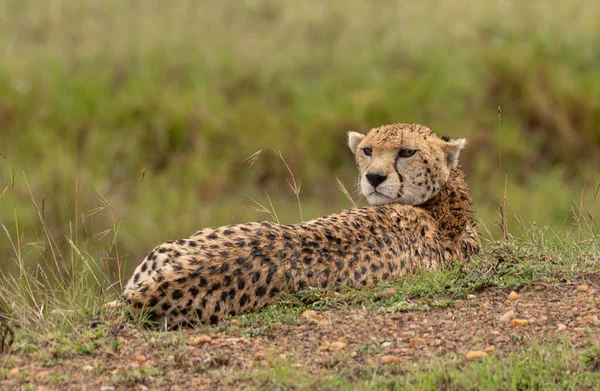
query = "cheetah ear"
(443, 138, 466, 168)
(347, 132, 365, 155)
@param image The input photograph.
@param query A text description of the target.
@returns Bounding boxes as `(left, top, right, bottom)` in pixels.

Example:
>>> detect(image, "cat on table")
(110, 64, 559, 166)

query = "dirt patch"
(2, 281, 599, 390)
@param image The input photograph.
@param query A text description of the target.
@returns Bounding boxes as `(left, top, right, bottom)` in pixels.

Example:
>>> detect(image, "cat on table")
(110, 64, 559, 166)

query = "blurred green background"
(1, 0, 599, 278)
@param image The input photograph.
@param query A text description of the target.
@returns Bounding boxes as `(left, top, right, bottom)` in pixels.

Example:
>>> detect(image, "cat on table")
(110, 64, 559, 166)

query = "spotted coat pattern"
(121, 124, 479, 326)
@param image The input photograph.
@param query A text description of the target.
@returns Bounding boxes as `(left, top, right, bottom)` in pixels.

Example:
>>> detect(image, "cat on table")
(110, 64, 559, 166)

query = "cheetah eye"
(362, 147, 373, 157)
(398, 148, 417, 158)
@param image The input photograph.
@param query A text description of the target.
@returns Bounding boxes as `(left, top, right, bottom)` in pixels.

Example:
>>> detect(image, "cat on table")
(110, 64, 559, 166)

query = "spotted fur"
(120, 124, 479, 326)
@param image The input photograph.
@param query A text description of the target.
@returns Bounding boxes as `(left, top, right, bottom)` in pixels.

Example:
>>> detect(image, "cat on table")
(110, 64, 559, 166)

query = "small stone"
(484, 345, 495, 353)
(317, 319, 330, 328)
(467, 294, 476, 300)
(82, 365, 94, 372)
(330, 341, 347, 351)
(135, 355, 147, 363)
(191, 378, 202, 386)
(189, 335, 212, 345)
(499, 309, 516, 323)
(507, 291, 519, 301)
(512, 319, 529, 327)
(557, 323, 567, 331)
(380, 355, 403, 364)
(381, 342, 392, 348)
(465, 351, 487, 360)
(317, 345, 329, 352)
(576, 285, 589, 292)
(379, 288, 396, 299)
(302, 310, 321, 321)
(272, 322, 283, 329)
(350, 351, 358, 358)
(409, 338, 426, 347)
(7, 367, 19, 378)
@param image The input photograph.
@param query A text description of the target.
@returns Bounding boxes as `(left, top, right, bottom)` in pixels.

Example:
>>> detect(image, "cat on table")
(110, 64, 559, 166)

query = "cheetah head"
(348, 123, 466, 206)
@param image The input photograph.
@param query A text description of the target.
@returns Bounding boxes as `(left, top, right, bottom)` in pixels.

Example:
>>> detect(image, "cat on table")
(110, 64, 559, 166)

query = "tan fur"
(121, 123, 479, 326)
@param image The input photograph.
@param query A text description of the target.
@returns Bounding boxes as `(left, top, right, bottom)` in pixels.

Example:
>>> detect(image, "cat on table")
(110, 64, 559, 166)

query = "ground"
(1, 244, 599, 390)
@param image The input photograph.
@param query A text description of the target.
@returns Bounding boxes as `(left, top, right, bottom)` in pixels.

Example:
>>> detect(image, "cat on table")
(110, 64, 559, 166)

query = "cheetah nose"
(366, 173, 387, 188)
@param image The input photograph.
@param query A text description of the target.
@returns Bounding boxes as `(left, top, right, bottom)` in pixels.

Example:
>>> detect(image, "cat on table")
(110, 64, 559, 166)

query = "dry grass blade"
(335, 175, 358, 208)
(274, 150, 303, 221)
(0, 182, 8, 200)
(498, 174, 511, 243)
(244, 148, 303, 222)
(245, 195, 279, 223)
(94, 228, 113, 241)
(244, 149, 263, 167)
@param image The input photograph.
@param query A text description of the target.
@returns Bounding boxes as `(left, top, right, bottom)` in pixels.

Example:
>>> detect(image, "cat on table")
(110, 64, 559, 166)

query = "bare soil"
(2, 280, 599, 390)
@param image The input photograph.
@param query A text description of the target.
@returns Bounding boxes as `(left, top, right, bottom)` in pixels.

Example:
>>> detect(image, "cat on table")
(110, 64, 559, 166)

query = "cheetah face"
(348, 123, 466, 206)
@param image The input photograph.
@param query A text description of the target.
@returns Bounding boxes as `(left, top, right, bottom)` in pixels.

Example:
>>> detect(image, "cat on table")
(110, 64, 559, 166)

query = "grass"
(1, 0, 600, 276)
(0, 130, 598, 388)
(0, 1, 599, 389)
(1, 117, 599, 389)
(243, 341, 600, 391)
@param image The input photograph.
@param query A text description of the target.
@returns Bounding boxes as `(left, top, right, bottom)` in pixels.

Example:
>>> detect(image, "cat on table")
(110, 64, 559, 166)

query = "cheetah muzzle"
(119, 123, 479, 326)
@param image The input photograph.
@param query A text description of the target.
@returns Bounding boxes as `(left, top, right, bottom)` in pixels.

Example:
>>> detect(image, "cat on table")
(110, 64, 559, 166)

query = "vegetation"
(0, 1, 599, 389)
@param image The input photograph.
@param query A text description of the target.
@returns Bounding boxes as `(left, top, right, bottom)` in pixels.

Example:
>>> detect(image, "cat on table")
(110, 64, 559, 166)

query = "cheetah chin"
(120, 123, 479, 327)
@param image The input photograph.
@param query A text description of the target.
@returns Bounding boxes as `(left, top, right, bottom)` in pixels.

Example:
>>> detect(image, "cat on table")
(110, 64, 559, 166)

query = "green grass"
(1, 0, 599, 278)
(0, 1, 599, 388)
(242, 341, 600, 391)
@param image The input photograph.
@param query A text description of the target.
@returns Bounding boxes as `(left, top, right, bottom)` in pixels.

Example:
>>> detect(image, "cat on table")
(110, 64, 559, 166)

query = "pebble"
(465, 351, 487, 360)
(302, 310, 321, 321)
(135, 355, 147, 363)
(7, 367, 19, 378)
(82, 365, 93, 372)
(557, 323, 567, 331)
(379, 288, 396, 299)
(499, 309, 516, 323)
(317, 319, 330, 328)
(380, 355, 403, 364)
(507, 291, 519, 301)
(409, 338, 425, 347)
(189, 335, 212, 345)
(330, 341, 347, 351)
(512, 319, 529, 327)
(484, 345, 496, 353)
(272, 322, 283, 330)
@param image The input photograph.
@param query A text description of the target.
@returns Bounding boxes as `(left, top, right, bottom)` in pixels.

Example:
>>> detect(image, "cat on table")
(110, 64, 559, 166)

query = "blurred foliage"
(0, 0, 598, 276)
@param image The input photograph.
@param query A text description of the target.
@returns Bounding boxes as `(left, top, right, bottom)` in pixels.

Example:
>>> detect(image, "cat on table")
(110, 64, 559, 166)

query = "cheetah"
(119, 123, 479, 326)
